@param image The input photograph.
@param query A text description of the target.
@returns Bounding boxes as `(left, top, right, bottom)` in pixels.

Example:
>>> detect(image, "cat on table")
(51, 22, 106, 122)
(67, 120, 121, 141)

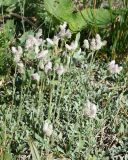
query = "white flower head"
(59, 29, 72, 39)
(37, 50, 48, 60)
(12, 47, 17, 54)
(90, 38, 96, 51)
(95, 34, 107, 50)
(46, 36, 60, 47)
(55, 64, 65, 76)
(95, 34, 101, 42)
(65, 41, 78, 51)
(43, 121, 53, 137)
(44, 61, 52, 73)
(46, 38, 54, 46)
(95, 34, 103, 50)
(59, 22, 67, 31)
(90, 34, 107, 51)
(65, 29, 72, 39)
(108, 60, 122, 74)
(12, 46, 23, 63)
(83, 100, 97, 118)
(25, 35, 37, 50)
(109, 60, 115, 66)
(26, 34, 42, 50)
(83, 39, 89, 49)
(59, 22, 71, 39)
(95, 41, 103, 50)
(12, 46, 23, 55)
(65, 44, 71, 50)
(31, 73, 40, 82)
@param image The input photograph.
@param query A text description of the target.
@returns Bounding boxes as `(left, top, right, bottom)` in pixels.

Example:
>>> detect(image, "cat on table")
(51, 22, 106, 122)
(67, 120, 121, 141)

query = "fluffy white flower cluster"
(65, 41, 78, 51)
(11, 24, 67, 79)
(25, 29, 43, 53)
(44, 61, 52, 73)
(58, 22, 72, 39)
(54, 64, 65, 76)
(108, 60, 122, 74)
(12, 46, 25, 74)
(46, 36, 60, 47)
(31, 73, 40, 82)
(12, 46, 23, 63)
(45, 22, 72, 49)
(46, 22, 71, 47)
(83, 34, 107, 51)
(43, 121, 53, 137)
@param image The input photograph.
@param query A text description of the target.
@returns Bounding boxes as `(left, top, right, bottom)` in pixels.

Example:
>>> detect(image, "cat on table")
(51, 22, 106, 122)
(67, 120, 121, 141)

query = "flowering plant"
(11, 22, 108, 84)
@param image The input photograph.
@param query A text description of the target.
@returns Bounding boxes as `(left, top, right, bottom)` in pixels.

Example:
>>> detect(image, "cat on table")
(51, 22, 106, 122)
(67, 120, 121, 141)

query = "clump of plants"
(11, 21, 108, 87)
(0, 21, 127, 159)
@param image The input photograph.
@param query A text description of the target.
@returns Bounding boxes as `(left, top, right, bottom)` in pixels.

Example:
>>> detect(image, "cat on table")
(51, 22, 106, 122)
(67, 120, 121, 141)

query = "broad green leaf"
(44, 0, 112, 32)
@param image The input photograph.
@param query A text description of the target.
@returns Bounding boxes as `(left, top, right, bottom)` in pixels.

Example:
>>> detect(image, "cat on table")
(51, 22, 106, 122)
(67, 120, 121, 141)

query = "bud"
(108, 60, 122, 74)
(83, 39, 89, 49)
